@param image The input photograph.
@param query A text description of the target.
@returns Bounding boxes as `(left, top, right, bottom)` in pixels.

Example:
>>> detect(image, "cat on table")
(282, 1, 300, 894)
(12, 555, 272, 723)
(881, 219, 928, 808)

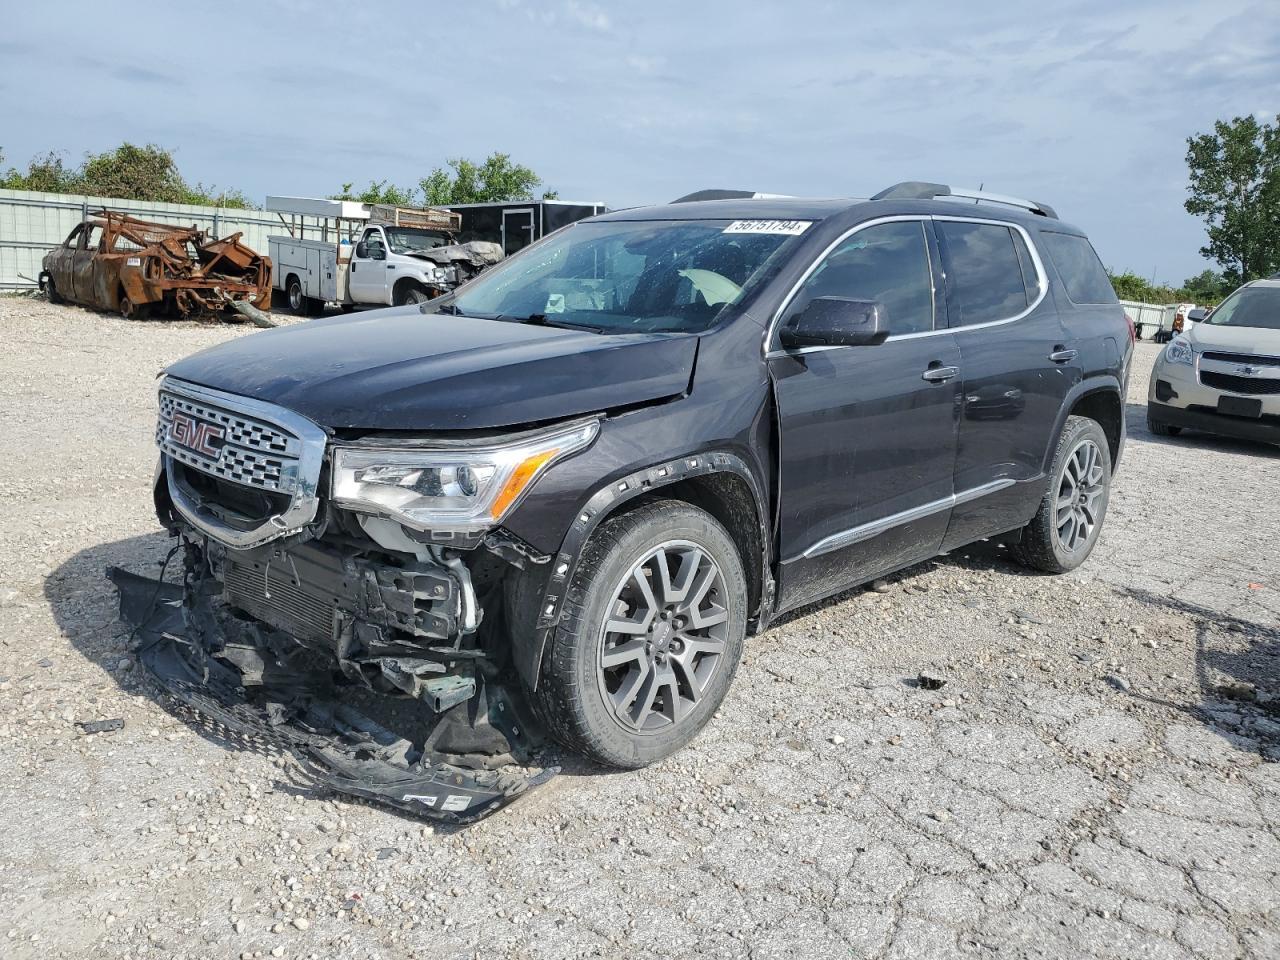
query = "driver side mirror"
(780, 297, 889, 348)
(1187, 308, 1207, 322)
(355, 241, 368, 259)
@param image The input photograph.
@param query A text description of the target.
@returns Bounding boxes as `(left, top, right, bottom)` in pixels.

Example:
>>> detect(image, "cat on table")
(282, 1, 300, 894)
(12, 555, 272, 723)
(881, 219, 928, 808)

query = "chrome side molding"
(796, 478, 1017, 561)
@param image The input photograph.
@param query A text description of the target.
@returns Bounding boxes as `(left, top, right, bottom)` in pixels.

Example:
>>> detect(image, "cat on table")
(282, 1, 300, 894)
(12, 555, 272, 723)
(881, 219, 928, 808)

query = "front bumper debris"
(107, 566, 555, 824)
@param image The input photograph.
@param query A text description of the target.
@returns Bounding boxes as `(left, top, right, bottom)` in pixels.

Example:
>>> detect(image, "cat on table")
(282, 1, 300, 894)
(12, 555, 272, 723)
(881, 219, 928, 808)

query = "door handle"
(387, 264, 396, 270)
(1049, 347, 1078, 363)
(921, 365, 959, 383)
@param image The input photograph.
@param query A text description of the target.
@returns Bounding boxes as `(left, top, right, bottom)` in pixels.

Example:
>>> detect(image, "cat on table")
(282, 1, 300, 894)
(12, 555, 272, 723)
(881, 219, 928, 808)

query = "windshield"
(440, 219, 806, 334)
(386, 227, 451, 255)
(1204, 285, 1280, 331)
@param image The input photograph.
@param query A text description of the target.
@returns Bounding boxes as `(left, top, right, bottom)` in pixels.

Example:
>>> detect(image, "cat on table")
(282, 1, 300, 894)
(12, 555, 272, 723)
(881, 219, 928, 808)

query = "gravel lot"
(1, 297, 1277, 960)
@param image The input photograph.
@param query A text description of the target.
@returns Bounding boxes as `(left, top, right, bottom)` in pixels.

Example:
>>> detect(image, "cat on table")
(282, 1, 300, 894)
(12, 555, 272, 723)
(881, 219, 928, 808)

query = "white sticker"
(441, 794, 472, 812)
(126, 256, 142, 266)
(544, 293, 566, 314)
(722, 219, 812, 236)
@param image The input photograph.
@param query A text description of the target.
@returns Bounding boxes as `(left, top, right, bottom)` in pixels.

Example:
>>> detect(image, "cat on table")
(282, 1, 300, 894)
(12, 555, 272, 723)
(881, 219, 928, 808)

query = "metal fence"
(1119, 299, 1178, 340)
(0, 188, 330, 290)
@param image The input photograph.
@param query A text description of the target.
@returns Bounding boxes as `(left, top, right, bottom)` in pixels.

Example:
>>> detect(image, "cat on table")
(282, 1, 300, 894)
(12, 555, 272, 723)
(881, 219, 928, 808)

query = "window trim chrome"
(765, 214, 1049, 358)
(158, 376, 328, 550)
(787, 478, 1016, 563)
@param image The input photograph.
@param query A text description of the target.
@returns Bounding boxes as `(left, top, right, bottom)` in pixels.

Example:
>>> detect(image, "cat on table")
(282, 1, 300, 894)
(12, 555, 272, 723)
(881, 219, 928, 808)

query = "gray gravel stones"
(1, 304, 1278, 959)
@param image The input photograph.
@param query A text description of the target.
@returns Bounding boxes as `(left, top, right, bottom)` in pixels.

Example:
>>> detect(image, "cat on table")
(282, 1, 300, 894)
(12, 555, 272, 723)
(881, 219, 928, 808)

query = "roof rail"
(671, 188, 793, 203)
(871, 181, 1058, 219)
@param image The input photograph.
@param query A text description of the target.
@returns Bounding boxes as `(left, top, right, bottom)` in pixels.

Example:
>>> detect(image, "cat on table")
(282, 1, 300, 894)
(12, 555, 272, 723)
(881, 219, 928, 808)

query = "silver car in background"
(1148, 277, 1280, 446)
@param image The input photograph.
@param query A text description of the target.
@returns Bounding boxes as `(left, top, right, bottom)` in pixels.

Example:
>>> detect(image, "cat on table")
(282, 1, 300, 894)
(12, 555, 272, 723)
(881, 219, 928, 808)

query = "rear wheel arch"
(1044, 379, 1124, 474)
(507, 452, 772, 691)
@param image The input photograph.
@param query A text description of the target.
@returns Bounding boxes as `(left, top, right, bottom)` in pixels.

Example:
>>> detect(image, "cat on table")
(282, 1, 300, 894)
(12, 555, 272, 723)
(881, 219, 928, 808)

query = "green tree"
(419, 152, 557, 205)
(331, 179, 419, 207)
(0, 150, 79, 193)
(0, 142, 251, 207)
(78, 143, 190, 201)
(1180, 269, 1233, 304)
(1185, 115, 1280, 283)
(1108, 270, 1155, 302)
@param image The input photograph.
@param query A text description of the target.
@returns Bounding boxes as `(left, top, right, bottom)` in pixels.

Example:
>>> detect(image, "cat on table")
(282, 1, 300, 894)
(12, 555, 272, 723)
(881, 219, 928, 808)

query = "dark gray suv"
(119, 181, 1131, 821)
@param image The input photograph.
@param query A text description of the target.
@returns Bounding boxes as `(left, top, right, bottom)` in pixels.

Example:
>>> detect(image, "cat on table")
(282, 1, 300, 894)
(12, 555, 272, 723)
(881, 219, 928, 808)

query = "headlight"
(331, 420, 599, 533)
(1164, 336, 1194, 366)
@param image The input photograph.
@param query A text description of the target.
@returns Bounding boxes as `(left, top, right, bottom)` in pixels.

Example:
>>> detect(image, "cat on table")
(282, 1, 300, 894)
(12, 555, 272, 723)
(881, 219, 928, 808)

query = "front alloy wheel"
(597, 541, 730, 733)
(532, 499, 747, 768)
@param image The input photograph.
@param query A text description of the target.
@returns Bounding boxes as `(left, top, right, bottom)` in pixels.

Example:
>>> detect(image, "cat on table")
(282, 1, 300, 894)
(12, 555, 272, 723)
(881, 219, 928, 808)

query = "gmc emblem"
(170, 411, 226, 459)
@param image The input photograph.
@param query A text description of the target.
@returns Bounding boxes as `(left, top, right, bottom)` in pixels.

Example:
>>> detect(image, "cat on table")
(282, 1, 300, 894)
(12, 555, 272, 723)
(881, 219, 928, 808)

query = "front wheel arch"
(393, 278, 431, 305)
(507, 452, 772, 691)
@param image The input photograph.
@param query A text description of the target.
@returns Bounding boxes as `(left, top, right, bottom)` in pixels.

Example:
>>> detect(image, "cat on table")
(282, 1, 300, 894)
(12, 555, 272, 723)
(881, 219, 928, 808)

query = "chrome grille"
(157, 377, 327, 550)
(158, 390, 301, 493)
(1202, 351, 1280, 367)
(1200, 372, 1280, 396)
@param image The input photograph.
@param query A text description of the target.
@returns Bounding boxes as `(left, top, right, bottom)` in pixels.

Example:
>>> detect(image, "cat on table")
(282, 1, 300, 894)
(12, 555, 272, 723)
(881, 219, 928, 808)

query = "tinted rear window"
(936, 221, 1028, 326)
(1041, 232, 1117, 304)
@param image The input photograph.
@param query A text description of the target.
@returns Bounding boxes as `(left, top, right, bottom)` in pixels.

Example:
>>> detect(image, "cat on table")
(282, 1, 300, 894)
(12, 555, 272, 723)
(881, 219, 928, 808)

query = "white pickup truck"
(267, 197, 503, 315)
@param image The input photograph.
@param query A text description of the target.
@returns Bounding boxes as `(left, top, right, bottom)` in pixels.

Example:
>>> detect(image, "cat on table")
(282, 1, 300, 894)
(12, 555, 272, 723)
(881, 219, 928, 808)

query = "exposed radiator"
(223, 558, 337, 645)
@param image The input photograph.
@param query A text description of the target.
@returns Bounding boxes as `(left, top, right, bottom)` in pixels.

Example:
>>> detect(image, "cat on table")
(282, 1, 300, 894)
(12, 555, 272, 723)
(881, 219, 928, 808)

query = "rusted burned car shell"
(39, 212, 272, 319)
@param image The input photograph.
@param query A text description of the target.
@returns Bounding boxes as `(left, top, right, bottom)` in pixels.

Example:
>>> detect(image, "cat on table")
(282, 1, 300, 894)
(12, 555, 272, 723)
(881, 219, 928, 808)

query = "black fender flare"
(509, 449, 772, 690)
(1041, 375, 1124, 474)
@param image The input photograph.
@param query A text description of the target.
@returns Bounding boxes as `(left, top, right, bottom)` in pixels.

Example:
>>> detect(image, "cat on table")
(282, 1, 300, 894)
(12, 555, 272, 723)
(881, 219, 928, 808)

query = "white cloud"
(563, 1, 611, 32)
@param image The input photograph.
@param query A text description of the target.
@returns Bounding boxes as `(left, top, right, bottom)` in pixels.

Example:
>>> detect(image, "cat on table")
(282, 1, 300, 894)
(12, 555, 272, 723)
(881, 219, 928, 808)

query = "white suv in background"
(1148, 277, 1280, 445)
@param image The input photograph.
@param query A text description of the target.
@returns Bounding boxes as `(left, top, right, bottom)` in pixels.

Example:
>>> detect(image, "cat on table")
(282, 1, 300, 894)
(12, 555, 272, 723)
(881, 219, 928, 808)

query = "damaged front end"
(110, 378, 578, 823)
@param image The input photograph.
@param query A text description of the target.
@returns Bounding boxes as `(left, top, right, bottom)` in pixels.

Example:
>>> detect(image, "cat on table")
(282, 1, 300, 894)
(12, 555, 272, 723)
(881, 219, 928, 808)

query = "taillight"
(1124, 313, 1135, 345)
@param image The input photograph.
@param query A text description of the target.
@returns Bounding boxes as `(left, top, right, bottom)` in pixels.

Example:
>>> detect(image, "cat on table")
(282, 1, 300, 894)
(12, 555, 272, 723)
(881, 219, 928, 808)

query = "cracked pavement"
(0, 299, 1277, 958)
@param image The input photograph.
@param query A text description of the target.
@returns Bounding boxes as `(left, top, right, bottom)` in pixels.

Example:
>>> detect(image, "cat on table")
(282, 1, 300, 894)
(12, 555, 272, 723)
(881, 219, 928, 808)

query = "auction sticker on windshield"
(722, 220, 812, 236)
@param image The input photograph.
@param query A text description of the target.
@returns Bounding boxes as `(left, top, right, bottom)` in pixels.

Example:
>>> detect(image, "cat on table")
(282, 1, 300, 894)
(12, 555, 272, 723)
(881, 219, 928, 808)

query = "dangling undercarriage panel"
(107, 530, 555, 824)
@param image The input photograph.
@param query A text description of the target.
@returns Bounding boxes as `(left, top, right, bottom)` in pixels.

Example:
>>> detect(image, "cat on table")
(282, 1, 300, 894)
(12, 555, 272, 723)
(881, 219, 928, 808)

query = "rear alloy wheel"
(1011, 415, 1112, 573)
(532, 499, 747, 768)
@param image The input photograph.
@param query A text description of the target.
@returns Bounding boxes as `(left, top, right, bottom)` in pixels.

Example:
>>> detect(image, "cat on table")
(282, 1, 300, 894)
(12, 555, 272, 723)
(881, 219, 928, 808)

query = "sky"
(2, 0, 1276, 285)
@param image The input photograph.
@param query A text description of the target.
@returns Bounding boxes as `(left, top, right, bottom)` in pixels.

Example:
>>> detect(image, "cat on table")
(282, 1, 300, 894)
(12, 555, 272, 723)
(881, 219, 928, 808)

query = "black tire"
(393, 282, 431, 306)
(286, 277, 306, 314)
(119, 294, 149, 321)
(45, 276, 63, 304)
(1011, 416, 1112, 574)
(303, 297, 325, 317)
(532, 499, 747, 769)
(1147, 417, 1182, 437)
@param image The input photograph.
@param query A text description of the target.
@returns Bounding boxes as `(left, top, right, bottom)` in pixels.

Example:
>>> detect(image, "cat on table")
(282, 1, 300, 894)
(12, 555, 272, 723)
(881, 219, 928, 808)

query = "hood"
(410, 241, 505, 268)
(163, 308, 697, 431)
(1188, 322, 1280, 355)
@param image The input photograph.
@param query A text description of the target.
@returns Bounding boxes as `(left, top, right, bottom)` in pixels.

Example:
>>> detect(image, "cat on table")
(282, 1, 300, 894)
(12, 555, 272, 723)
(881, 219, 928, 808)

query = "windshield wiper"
(503, 313, 605, 333)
